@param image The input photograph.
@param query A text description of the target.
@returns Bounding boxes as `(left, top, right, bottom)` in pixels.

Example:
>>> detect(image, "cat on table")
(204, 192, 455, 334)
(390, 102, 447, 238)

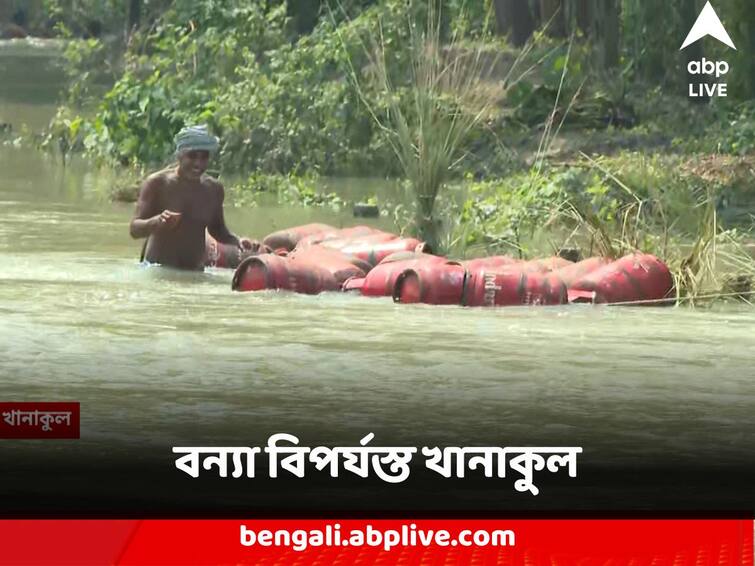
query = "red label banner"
(0, 519, 750, 565)
(0, 402, 80, 439)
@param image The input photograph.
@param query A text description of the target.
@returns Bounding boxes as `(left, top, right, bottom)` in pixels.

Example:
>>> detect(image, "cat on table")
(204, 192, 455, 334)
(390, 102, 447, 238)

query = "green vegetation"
(228, 172, 346, 209)
(443, 153, 755, 303)
(341, 1, 511, 250)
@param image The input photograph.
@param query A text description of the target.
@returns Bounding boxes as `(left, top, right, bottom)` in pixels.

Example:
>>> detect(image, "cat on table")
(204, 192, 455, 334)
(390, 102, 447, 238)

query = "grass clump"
(336, 0, 523, 252)
(442, 151, 755, 305)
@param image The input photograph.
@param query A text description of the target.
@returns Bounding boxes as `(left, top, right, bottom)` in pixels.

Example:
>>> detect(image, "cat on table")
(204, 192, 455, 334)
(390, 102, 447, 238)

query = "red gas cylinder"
(393, 263, 466, 305)
(233, 254, 289, 292)
(552, 256, 611, 286)
(341, 278, 366, 292)
(288, 246, 368, 285)
(348, 255, 447, 296)
(262, 223, 335, 252)
(521, 256, 574, 273)
(232, 254, 339, 295)
(205, 234, 269, 269)
(378, 251, 440, 265)
(462, 267, 568, 307)
(568, 253, 675, 305)
(205, 235, 241, 269)
(339, 238, 429, 267)
(461, 256, 521, 271)
(318, 231, 398, 252)
(295, 226, 382, 248)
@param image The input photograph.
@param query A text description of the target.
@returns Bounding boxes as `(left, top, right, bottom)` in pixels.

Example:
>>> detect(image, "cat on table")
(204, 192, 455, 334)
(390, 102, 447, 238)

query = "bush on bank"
(44, 0, 419, 174)
(435, 152, 755, 302)
(42, 0, 755, 174)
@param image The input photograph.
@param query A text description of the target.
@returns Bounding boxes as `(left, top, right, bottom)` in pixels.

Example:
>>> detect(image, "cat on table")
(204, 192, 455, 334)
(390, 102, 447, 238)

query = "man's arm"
(129, 177, 181, 239)
(207, 183, 241, 247)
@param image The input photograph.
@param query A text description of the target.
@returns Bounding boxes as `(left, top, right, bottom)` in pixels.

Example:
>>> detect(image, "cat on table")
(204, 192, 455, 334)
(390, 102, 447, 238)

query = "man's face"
(178, 150, 210, 179)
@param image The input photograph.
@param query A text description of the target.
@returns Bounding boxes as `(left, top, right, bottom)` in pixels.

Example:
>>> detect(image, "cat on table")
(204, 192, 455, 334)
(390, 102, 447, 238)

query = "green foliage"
(38, 0, 755, 190)
(40, 0, 126, 37)
(47, 0, 416, 172)
(703, 102, 755, 156)
(42, 0, 518, 176)
(451, 168, 572, 257)
(40, 106, 92, 158)
(443, 0, 494, 39)
(443, 152, 755, 303)
(230, 172, 345, 209)
(621, 0, 684, 85)
(80, 1, 291, 165)
(214, 3, 401, 175)
(343, 0, 512, 251)
(214, 0, 427, 176)
(60, 37, 113, 107)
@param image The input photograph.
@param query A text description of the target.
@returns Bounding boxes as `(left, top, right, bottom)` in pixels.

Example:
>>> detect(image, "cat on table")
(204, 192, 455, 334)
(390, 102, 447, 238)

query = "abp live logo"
(681, 2, 736, 98)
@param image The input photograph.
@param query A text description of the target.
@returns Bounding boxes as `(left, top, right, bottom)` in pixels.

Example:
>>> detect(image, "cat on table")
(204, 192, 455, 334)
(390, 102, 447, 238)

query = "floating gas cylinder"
(552, 256, 611, 286)
(232, 254, 288, 292)
(295, 225, 382, 248)
(205, 235, 241, 268)
(522, 256, 574, 272)
(341, 278, 365, 292)
(339, 237, 429, 267)
(205, 234, 269, 269)
(462, 267, 568, 307)
(262, 223, 335, 252)
(378, 251, 440, 265)
(345, 254, 447, 296)
(393, 263, 467, 305)
(317, 231, 398, 253)
(287, 246, 368, 285)
(232, 254, 340, 295)
(460, 256, 521, 271)
(568, 253, 674, 305)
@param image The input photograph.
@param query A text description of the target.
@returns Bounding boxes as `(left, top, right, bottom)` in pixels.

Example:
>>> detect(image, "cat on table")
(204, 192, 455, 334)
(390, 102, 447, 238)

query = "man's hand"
(154, 210, 182, 231)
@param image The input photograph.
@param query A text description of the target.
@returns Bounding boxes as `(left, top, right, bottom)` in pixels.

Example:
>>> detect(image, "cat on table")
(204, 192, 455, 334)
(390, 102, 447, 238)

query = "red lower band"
(0, 519, 751, 565)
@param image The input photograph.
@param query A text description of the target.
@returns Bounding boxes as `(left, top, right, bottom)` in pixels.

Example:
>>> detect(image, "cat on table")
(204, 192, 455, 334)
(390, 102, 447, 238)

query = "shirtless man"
(129, 125, 255, 270)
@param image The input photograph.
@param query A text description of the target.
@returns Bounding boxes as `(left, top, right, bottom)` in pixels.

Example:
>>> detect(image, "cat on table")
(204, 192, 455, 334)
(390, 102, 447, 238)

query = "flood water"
(0, 39, 753, 512)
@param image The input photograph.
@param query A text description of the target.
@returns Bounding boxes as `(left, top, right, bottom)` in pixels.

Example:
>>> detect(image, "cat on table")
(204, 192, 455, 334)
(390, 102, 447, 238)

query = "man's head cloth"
(174, 125, 220, 155)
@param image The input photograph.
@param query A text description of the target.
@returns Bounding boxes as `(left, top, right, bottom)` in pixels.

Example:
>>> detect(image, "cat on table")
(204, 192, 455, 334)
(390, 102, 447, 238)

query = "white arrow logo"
(680, 1, 736, 50)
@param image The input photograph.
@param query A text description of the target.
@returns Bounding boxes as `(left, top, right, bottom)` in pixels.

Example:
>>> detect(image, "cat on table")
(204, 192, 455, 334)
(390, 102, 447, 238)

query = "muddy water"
(0, 39, 754, 511)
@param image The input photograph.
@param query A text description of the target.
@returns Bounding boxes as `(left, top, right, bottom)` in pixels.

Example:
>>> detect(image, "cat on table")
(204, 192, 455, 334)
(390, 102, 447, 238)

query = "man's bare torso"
(142, 169, 222, 270)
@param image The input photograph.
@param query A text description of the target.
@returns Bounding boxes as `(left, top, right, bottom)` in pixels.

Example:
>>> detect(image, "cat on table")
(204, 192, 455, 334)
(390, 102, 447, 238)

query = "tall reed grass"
(335, 0, 533, 251)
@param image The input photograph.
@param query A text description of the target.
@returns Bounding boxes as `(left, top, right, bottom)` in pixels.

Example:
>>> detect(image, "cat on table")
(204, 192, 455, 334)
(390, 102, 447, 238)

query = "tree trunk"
(288, 0, 322, 35)
(539, 0, 565, 37)
(604, 0, 620, 68)
(128, 0, 141, 34)
(574, 0, 591, 35)
(493, 0, 512, 37)
(493, 0, 534, 46)
(591, 0, 620, 69)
